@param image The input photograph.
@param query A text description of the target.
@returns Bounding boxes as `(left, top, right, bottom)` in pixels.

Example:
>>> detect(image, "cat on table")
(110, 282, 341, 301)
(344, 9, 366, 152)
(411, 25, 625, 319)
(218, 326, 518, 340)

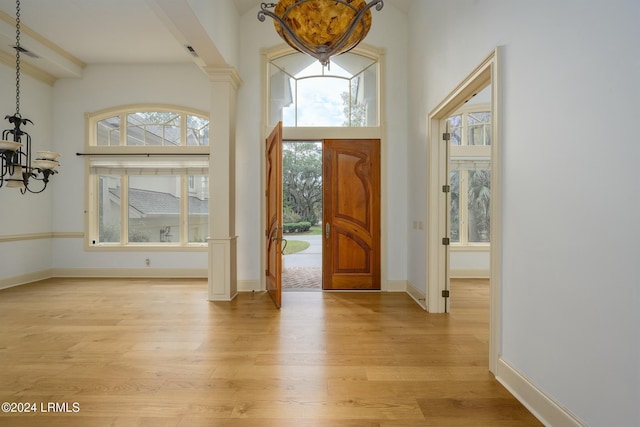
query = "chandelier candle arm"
(258, 0, 383, 67)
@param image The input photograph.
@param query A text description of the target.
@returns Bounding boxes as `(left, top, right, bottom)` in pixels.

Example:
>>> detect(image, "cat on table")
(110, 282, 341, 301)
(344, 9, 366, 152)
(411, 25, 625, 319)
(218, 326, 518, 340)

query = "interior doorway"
(445, 84, 492, 312)
(426, 48, 500, 373)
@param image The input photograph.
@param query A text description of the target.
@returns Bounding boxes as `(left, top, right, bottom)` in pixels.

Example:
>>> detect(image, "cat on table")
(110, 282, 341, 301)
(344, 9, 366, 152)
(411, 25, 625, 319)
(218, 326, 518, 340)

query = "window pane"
(96, 116, 120, 146)
(187, 115, 209, 146)
(449, 170, 460, 243)
(349, 65, 378, 126)
(270, 51, 378, 128)
(282, 76, 296, 127)
(270, 64, 295, 127)
(468, 111, 491, 146)
(127, 112, 181, 146)
(98, 176, 121, 242)
(128, 176, 181, 243)
(188, 176, 209, 243)
(447, 115, 462, 146)
(297, 76, 349, 126)
(468, 111, 490, 123)
(468, 124, 492, 146)
(363, 66, 378, 126)
(467, 169, 491, 242)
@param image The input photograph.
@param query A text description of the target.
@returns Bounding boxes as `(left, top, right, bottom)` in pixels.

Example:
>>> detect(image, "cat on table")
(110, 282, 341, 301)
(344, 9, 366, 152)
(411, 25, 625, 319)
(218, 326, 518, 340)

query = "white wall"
(407, 1, 640, 425)
(450, 250, 489, 277)
(0, 63, 54, 280)
(236, 2, 409, 284)
(50, 64, 210, 271)
(364, 3, 409, 283)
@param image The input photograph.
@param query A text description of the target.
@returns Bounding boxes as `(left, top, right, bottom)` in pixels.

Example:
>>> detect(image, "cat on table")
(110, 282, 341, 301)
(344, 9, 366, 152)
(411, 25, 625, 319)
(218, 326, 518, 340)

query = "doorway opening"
(426, 48, 500, 373)
(276, 138, 382, 293)
(281, 140, 323, 291)
(446, 85, 492, 312)
(264, 125, 382, 306)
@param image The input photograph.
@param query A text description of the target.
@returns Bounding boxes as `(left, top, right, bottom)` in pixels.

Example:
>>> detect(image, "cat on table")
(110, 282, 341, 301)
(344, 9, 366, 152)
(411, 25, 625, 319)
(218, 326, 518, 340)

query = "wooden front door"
(265, 122, 283, 308)
(323, 139, 380, 290)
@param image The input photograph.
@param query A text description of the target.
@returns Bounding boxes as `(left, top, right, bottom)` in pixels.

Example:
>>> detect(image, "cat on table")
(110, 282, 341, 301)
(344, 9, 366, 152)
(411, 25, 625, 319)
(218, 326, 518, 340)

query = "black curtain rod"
(76, 152, 209, 157)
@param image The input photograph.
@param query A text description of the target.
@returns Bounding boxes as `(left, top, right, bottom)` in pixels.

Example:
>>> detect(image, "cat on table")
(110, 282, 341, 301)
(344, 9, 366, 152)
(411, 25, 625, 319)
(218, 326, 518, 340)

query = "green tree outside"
(282, 142, 323, 226)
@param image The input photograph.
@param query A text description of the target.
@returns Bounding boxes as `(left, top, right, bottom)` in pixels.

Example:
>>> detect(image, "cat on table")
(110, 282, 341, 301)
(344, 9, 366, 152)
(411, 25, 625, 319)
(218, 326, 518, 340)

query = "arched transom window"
(268, 50, 379, 127)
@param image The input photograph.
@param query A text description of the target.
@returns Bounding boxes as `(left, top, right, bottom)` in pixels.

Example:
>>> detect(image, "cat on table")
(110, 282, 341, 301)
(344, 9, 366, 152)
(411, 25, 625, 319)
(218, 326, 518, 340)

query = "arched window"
(268, 49, 380, 127)
(85, 105, 209, 248)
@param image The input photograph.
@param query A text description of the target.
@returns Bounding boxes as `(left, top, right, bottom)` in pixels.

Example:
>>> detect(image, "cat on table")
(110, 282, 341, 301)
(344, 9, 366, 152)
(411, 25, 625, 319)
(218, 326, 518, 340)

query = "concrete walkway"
(283, 234, 321, 268)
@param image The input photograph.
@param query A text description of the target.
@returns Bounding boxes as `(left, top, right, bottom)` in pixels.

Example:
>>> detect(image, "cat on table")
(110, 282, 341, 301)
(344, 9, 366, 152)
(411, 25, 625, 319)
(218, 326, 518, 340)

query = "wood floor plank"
(0, 278, 542, 426)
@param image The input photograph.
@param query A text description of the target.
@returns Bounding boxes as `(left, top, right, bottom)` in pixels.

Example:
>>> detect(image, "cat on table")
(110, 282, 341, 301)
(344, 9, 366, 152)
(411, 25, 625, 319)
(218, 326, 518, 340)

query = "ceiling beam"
(146, 0, 228, 68)
(0, 10, 85, 82)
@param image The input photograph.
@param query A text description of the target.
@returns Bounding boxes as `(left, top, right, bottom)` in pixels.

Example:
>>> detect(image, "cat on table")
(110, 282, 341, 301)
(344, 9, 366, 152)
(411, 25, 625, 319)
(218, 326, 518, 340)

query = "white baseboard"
(237, 280, 261, 292)
(450, 268, 490, 278)
(52, 268, 207, 278)
(496, 358, 586, 427)
(208, 291, 239, 302)
(0, 269, 54, 290)
(406, 280, 427, 310)
(239, 280, 408, 293)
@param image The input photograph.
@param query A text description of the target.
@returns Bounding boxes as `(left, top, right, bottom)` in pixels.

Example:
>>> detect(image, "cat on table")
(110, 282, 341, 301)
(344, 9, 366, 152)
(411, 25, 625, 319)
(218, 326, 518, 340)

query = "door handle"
(325, 222, 330, 239)
(269, 226, 280, 242)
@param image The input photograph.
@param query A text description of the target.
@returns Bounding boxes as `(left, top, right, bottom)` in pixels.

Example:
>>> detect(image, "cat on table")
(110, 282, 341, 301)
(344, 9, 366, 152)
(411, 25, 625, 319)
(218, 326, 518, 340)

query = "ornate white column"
(205, 67, 242, 301)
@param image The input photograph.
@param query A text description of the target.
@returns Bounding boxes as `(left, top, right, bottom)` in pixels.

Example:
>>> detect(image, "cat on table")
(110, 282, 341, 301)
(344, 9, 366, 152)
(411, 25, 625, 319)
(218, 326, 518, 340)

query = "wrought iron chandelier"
(0, 0, 60, 194)
(258, 0, 383, 67)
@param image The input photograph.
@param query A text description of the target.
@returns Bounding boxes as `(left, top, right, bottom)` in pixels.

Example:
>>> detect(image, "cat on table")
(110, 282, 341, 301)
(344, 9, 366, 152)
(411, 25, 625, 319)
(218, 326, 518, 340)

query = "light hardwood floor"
(0, 278, 542, 426)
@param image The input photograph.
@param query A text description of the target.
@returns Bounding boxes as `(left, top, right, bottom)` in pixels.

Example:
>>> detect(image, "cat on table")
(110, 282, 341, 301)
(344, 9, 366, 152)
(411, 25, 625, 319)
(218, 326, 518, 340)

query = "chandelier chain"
(15, 0, 21, 116)
(0, 0, 59, 193)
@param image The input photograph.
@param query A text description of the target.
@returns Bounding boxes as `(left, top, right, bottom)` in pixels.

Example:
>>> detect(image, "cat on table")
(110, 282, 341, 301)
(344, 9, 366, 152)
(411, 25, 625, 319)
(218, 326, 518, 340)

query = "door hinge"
(265, 269, 269, 276)
(442, 290, 450, 298)
(442, 132, 451, 141)
(442, 237, 450, 245)
(442, 184, 450, 193)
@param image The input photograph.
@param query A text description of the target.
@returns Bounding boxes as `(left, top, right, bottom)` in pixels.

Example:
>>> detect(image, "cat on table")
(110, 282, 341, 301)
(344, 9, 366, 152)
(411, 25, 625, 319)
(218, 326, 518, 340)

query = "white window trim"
(84, 104, 210, 251)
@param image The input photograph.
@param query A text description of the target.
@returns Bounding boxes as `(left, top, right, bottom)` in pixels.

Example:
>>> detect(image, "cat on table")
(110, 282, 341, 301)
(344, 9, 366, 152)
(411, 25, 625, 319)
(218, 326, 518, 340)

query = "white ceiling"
(0, 0, 411, 80)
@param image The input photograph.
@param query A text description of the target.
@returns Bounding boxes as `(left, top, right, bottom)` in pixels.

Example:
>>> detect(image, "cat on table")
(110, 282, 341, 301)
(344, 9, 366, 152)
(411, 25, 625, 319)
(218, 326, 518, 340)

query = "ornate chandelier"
(258, 0, 383, 67)
(0, 0, 60, 194)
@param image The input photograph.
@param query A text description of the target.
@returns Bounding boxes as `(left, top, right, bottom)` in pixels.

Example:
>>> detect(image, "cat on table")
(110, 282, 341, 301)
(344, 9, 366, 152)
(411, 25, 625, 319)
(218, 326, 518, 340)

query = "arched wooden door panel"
(323, 139, 380, 290)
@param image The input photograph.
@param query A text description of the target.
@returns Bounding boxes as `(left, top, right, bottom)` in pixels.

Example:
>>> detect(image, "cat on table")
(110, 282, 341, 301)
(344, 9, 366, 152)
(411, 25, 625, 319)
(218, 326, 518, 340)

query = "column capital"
(202, 66, 242, 90)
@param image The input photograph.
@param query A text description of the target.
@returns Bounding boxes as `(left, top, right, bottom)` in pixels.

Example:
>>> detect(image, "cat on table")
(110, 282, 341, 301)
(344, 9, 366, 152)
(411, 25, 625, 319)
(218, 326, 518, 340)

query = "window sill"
(86, 243, 208, 252)
(450, 244, 490, 252)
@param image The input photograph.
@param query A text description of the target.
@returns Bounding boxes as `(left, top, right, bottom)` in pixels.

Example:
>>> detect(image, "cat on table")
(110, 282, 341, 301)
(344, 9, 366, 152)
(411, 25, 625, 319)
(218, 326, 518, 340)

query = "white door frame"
(260, 44, 389, 294)
(426, 48, 501, 373)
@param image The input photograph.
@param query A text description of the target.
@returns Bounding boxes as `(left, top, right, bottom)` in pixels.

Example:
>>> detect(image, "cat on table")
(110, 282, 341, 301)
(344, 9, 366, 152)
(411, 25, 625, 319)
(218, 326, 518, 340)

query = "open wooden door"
(323, 139, 380, 290)
(265, 122, 283, 308)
